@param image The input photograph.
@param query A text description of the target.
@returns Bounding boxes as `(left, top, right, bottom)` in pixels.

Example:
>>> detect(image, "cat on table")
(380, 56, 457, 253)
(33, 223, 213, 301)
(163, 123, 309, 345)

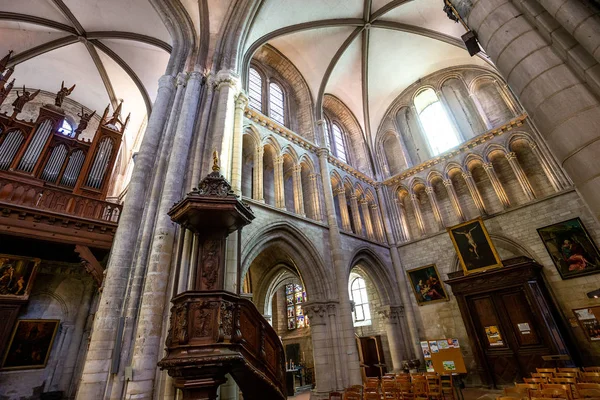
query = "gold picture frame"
(447, 217, 502, 275)
(406, 264, 449, 306)
(0, 254, 41, 300)
(2, 319, 60, 370)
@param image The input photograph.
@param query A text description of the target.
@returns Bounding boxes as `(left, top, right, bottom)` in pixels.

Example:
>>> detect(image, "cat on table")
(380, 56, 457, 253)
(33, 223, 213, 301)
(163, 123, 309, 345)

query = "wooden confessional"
(446, 257, 578, 388)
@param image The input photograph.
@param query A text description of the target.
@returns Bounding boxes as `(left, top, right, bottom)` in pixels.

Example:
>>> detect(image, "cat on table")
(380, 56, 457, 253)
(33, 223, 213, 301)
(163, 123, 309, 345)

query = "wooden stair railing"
(158, 153, 286, 400)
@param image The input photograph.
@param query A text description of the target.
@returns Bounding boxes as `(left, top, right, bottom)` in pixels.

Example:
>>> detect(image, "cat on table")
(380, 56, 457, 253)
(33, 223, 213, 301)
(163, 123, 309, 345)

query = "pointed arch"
(347, 247, 401, 306)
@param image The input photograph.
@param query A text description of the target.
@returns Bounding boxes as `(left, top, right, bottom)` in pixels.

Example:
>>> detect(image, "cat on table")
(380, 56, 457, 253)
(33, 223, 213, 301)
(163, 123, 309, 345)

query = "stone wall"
(0, 262, 96, 400)
(398, 189, 600, 382)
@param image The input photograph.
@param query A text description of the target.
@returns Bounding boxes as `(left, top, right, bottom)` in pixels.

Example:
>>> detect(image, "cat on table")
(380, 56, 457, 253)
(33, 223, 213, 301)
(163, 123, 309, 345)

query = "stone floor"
(288, 387, 503, 400)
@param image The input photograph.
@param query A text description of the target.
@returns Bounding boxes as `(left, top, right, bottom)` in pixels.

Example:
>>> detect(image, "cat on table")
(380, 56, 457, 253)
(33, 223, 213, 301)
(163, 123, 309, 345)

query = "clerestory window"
(414, 88, 460, 156)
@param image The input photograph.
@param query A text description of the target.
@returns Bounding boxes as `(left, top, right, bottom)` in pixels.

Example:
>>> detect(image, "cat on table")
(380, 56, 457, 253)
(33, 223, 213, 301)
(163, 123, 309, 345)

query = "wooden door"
(357, 335, 387, 378)
(468, 287, 556, 386)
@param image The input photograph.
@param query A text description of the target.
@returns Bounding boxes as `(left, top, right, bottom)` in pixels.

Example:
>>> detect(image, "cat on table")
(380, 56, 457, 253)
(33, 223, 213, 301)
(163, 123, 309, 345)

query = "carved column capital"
(308, 173, 318, 181)
(425, 186, 434, 195)
(303, 301, 337, 326)
(176, 72, 188, 87)
(377, 305, 404, 323)
(359, 198, 369, 206)
(334, 187, 346, 196)
(214, 70, 239, 91)
(443, 179, 453, 187)
(369, 203, 378, 210)
(158, 74, 177, 89)
(483, 162, 494, 171)
(349, 193, 358, 201)
(235, 91, 249, 110)
(461, 171, 472, 179)
(317, 147, 330, 157)
(505, 151, 517, 161)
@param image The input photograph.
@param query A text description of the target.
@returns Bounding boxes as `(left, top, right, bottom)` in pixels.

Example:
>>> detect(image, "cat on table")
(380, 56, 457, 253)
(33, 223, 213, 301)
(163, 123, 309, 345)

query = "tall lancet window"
(414, 88, 460, 156)
(332, 123, 348, 163)
(248, 67, 263, 112)
(269, 82, 285, 125)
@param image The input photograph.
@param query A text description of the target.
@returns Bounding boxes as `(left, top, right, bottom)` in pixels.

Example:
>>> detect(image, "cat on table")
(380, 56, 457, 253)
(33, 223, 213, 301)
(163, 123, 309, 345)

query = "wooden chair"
(382, 379, 399, 400)
(365, 393, 383, 400)
(543, 384, 575, 400)
(582, 374, 600, 384)
(551, 378, 578, 385)
(396, 374, 411, 383)
(527, 378, 549, 384)
(538, 369, 558, 375)
(441, 374, 456, 400)
(517, 383, 542, 397)
(329, 392, 343, 400)
(584, 368, 600, 373)
(534, 373, 554, 381)
(365, 378, 381, 393)
(425, 375, 443, 400)
(531, 388, 569, 400)
(559, 369, 582, 375)
(397, 381, 415, 400)
(556, 373, 579, 379)
(531, 397, 560, 400)
(577, 384, 600, 399)
(411, 375, 428, 398)
(498, 397, 524, 400)
(344, 394, 362, 400)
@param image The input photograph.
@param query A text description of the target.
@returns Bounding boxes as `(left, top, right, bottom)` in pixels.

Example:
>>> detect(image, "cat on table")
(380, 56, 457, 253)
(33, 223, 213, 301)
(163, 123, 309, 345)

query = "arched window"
(58, 119, 74, 138)
(414, 88, 460, 156)
(248, 67, 263, 112)
(269, 82, 285, 125)
(332, 123, 348, 163)
(350, 277, 371, 326)
(322, 118, 331, 149)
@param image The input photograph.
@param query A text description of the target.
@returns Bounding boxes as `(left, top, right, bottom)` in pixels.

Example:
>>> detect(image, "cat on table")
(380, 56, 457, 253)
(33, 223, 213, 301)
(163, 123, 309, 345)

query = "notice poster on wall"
(442, 360, 456, 371)
(421, 341, 431, 358)
(437, 339, 450, 350)
(452, 338, 460, 348)
(426, 359, 435, 372)
(429, 341, 439, 353)
(485, 325, 504, 346)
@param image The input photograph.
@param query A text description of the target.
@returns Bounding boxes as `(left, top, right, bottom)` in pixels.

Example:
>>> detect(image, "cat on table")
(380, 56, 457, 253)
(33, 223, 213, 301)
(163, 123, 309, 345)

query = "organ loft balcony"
(0, 51, 124, 261)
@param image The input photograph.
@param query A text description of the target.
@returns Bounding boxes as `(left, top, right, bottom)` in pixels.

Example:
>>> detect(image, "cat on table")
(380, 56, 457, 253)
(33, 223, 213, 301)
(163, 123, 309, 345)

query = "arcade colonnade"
(70, 0, 600, 399)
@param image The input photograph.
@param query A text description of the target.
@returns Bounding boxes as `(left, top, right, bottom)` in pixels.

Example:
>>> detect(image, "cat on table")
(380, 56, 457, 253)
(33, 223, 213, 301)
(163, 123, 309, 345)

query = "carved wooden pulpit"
(158, 156, 286, 400)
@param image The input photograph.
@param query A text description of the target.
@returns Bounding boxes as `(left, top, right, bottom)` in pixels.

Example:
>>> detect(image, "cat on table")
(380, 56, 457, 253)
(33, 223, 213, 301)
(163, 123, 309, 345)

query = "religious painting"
(407, 264, 449, 306)
(573, 307, 600, 342)
(447, 218, 502, 275)
(2, 319, 59, 370)
(0, 254, 41, 300)
(537, 218, 600, 280)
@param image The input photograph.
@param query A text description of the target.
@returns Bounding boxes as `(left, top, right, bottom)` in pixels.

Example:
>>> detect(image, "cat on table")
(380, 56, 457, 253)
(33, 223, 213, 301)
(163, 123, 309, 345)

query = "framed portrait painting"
(537, 217, 600, 280)
(406, 264, 449, 306)
(447, 217, 502, 275)
(0, 254, 41, 300)
(1, 319, 60, 370)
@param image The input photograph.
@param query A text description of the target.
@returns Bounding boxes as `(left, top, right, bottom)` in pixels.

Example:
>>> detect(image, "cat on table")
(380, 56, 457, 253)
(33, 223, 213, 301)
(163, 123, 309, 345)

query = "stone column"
(374, 185, 420, 359)
(210, 71, 239, 182)
(317, 148, 362, 387)
(394, 198, 410, 242)
(360, 199, 375, 240)
(378, 305, 406, 372)
(335, 187, 353, 232)
(253, 145, 264, 201)
(124, 71, 204, 399)
(410, 193, 426, 236)
(274, 155, 286, 209)
(443, 179, 466, 222)
(536, 0, 600, 65)
(528, 142, 564, 192)
(293, 164, 305, 216)
(76, 74, 177, 400)
(505, 151, 536, 200)
(309, 173, 322, 221)
(483, 162, 511, 208)
(349, 193, 364, 236)
(231, 92, 248, 195)
(425, 186, 445, 230)
(461, 172, 487, 215)
(468, 92, 493, 130)
(452, 0, 600, 222)
(370, 203, 386, 243)
(304, 303, 336, 395)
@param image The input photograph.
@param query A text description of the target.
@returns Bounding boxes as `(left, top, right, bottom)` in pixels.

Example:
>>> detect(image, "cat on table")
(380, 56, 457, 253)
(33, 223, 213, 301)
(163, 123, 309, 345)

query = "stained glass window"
(286, 283, 309, 330)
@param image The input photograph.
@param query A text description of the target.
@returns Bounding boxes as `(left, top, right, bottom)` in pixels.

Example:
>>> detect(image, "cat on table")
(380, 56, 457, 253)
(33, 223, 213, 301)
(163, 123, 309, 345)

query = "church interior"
(1, 0, 600, 399)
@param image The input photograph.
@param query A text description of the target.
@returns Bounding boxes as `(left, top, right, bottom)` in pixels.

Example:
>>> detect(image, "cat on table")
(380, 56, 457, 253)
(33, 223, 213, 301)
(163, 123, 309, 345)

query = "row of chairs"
(330, 373, 457, 400)
(500, 383, 600, 400)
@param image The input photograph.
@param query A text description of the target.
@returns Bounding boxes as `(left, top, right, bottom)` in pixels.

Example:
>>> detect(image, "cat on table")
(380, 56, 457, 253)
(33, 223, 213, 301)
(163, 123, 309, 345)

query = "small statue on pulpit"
(75, 107, 96, 137)
(11, 85, 40, 118)
(212, 150, 220, 172)
(55, 81, 76, 107)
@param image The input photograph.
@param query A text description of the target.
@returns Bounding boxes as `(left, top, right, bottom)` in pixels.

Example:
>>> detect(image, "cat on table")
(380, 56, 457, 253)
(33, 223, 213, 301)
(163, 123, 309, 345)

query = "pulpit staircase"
(158, 155, 287, 400)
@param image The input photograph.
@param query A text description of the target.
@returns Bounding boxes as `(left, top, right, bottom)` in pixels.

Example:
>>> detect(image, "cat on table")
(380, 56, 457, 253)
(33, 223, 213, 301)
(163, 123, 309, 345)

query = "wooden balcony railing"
(0, 174, 121, 223)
